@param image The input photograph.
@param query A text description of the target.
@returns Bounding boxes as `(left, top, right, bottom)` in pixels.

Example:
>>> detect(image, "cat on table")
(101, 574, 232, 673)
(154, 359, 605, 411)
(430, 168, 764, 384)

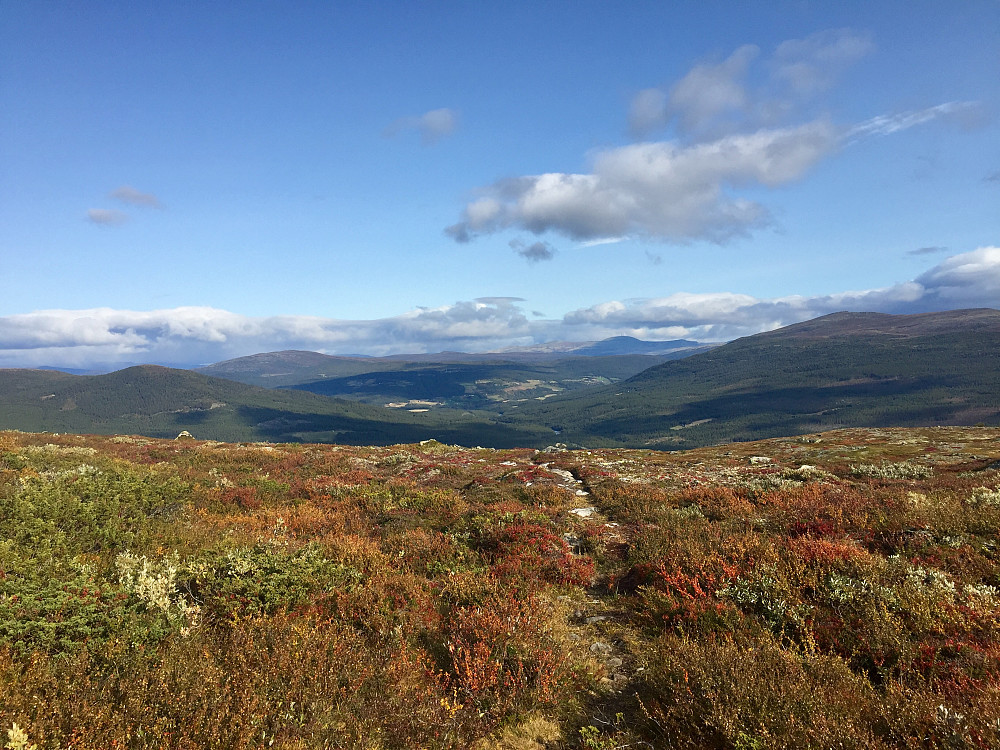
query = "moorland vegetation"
(2, 425, 1000, 748)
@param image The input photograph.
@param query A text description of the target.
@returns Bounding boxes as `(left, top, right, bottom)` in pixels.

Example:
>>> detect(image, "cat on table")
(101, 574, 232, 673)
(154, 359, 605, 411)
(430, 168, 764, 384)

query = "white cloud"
(846, 102, 982, 141)
(384, 107, 458, 145)
(449, 30, 971, 247)
(579, 237, 627, 248)
(628, 30, 872, 140)
(914, 246, 1000, 307)
(447, 120, 838, 243)
(663, 44, 759, 137)
(771, 28, 874, 96)
(86, 208, 128, 226)
(628, 88, 669, 138)
(562, 248, 1000, 341)
(111, 185, 161, 208)
(449, 30, 872, 245)
(3, 250, 997, 370)
(0, 299, 537, 369)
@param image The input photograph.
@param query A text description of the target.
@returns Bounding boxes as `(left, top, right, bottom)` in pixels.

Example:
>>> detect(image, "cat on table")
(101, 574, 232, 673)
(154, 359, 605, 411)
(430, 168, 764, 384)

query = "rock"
(590, 641, 613, 655)
(570, 506, 597, 518)
(607, 657, 624, 669)
(175, 430, 194, 440)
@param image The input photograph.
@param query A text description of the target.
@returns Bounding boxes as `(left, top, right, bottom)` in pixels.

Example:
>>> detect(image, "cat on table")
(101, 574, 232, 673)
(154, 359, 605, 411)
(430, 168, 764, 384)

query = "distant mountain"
(195, 340, 711, 405)
(196, 336, 712, 388)
(508, 308, 1000, 448)
(487, 336, 710, 357)
(197, 351, 393, 388)
(569, 336, 705, 357)
(0, 365, 548, 447)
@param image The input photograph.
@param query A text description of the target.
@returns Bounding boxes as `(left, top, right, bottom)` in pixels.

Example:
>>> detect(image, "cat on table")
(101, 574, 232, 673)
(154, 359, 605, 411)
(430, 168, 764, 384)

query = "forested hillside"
(512, 309, 1000, 447)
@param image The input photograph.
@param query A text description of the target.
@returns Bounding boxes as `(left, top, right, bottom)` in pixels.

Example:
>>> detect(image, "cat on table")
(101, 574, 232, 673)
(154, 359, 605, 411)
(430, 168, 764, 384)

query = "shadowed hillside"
(0, 365, 549, 447)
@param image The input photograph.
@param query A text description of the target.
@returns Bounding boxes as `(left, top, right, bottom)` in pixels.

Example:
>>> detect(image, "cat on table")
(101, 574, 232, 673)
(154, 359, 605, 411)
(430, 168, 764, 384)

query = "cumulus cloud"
(629, 45, 760, 138)
(111, 185, 161, 208)
(384, 107, 458, 145)
(447, 120, 838, 243)
(449, 31, 871, 245)
(3, 250, 997, 370)
(450, 30, 971, 247)
(628, 88, 669, 138)
(510, 239, 556, 263)
(86, 208, 129, 226)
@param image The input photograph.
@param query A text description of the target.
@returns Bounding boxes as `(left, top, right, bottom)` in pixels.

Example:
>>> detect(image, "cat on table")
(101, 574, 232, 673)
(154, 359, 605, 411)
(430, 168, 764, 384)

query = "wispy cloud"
(384, 107, 458, 145)
(86, 208, 128, 226)
(628, 29, 872, 140)
(630, 44, 759, 138)
(2, 249, 998, 369)
(579, 237, 627, 248)
(770, 28, 874, 96)
(846, 102, 981, 141)
(111, 185, 161, 208)
(907, 246, 947, 256)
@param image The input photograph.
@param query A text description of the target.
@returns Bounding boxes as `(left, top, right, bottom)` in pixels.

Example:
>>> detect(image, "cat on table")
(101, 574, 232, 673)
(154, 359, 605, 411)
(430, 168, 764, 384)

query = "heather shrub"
(4, 428, 1000, 749)
(441, 592, 569, 725)
(182, 541, 362, 621)
(466, 516, 594, 588)
(635, 560, 745, 636)
(634, 634, 879, 749)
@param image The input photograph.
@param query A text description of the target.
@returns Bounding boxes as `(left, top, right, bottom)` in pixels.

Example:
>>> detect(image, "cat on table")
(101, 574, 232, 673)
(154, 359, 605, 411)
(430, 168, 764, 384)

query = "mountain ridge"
(507, 308, 1000, 447)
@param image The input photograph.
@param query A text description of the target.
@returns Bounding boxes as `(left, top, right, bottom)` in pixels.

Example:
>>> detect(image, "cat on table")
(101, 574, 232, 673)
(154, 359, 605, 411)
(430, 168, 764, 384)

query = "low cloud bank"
(1, 249, 998, 370)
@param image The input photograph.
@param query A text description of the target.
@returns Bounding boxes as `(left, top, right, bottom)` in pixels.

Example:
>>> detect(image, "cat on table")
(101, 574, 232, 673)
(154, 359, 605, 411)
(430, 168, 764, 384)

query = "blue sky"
(1, 1, 998, 369)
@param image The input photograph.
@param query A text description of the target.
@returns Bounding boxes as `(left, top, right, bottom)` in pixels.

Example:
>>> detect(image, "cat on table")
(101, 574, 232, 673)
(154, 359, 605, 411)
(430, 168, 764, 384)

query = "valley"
(1, 310, 998, 450)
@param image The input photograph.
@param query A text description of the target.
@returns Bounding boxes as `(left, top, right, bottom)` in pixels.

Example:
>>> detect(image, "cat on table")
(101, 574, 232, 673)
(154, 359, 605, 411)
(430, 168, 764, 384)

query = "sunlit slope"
(510, 309, 1000, 447)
